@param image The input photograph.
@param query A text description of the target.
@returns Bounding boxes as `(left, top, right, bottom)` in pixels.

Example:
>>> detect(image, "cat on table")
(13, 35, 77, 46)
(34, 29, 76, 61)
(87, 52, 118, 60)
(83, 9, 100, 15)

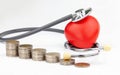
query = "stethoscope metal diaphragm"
(64, 42, 102, 57)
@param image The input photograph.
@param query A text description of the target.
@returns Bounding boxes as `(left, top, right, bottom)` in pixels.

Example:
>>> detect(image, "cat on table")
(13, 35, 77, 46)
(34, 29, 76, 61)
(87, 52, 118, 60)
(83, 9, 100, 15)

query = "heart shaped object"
(64, 16, 100, 49)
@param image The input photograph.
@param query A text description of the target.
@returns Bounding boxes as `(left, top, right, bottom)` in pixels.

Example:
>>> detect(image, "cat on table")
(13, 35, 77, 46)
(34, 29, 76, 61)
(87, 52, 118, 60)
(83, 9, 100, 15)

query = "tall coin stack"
(19, 44, 32, 59)
(6, 40, 19, 57)
(32, 48, 46, 61)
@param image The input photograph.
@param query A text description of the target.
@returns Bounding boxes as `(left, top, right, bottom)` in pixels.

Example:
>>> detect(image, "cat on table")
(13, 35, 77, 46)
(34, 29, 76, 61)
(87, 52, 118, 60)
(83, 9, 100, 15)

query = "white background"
(0, 0, 119, 75)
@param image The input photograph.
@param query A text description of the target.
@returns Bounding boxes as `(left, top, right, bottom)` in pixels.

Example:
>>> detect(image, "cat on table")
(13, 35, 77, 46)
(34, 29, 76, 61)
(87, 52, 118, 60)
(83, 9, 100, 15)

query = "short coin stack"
(60, 52, 75, 65)
(32, 48, 46, 61)
(19, 44, 32, 59)
(45, 52, 60, 63)
(60, 59, 75, 65)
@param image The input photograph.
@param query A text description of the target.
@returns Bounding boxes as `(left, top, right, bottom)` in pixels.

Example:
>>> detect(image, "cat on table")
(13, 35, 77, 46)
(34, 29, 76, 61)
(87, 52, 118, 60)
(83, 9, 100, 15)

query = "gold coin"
(75, 62, 90, 68)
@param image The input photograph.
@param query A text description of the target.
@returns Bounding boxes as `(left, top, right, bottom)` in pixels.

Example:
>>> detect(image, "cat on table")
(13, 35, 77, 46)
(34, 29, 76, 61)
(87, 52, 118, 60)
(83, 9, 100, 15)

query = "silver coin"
(60, 59, 75, 65)
(45, 52, 60, 63)
(32, 48, 46, 61)
(6, 50, 17, 57)
(18, 44, 32, 59)
(6, 40, 19, 57)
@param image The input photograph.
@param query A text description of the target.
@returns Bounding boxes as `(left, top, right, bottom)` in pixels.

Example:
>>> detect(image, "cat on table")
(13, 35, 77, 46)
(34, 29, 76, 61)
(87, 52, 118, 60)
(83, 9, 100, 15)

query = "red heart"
(64, 16, 100, 49)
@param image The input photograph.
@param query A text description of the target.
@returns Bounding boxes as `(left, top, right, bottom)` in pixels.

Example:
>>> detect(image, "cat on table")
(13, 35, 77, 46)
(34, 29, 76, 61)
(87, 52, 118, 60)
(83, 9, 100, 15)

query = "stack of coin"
(60, 52, 75, 65)
(45, 52, 60, 63)
(32, 48, 46, 61)
(18, 44, 32, 59)
(60, 59, 75, 65)
(6, 40, 19, 57)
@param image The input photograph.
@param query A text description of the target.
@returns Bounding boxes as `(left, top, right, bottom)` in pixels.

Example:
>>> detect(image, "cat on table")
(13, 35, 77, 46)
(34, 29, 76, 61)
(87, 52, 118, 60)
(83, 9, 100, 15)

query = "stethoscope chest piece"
(64, 41, 102, 57)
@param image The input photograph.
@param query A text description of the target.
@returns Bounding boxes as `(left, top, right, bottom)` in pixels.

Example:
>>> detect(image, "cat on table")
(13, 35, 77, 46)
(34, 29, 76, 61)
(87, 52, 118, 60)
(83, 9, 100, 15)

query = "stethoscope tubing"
(0, 14, 72, 42)
(0, 8, 92, 42)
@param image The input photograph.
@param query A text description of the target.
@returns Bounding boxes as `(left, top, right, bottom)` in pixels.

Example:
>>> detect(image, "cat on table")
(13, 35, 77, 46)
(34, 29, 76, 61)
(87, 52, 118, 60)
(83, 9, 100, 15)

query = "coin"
(6, 40, 19, 57)
(60, 59, 75, 65)
(18, 44, 32, 59)
(32, 48, 46, 61)
(45, 52, 60, 63)
(75, 62, 90, 68)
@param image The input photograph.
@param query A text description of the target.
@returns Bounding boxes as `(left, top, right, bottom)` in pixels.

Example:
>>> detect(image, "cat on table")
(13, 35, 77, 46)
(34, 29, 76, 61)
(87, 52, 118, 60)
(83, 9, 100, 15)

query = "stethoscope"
(0, 8, 109, 57)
